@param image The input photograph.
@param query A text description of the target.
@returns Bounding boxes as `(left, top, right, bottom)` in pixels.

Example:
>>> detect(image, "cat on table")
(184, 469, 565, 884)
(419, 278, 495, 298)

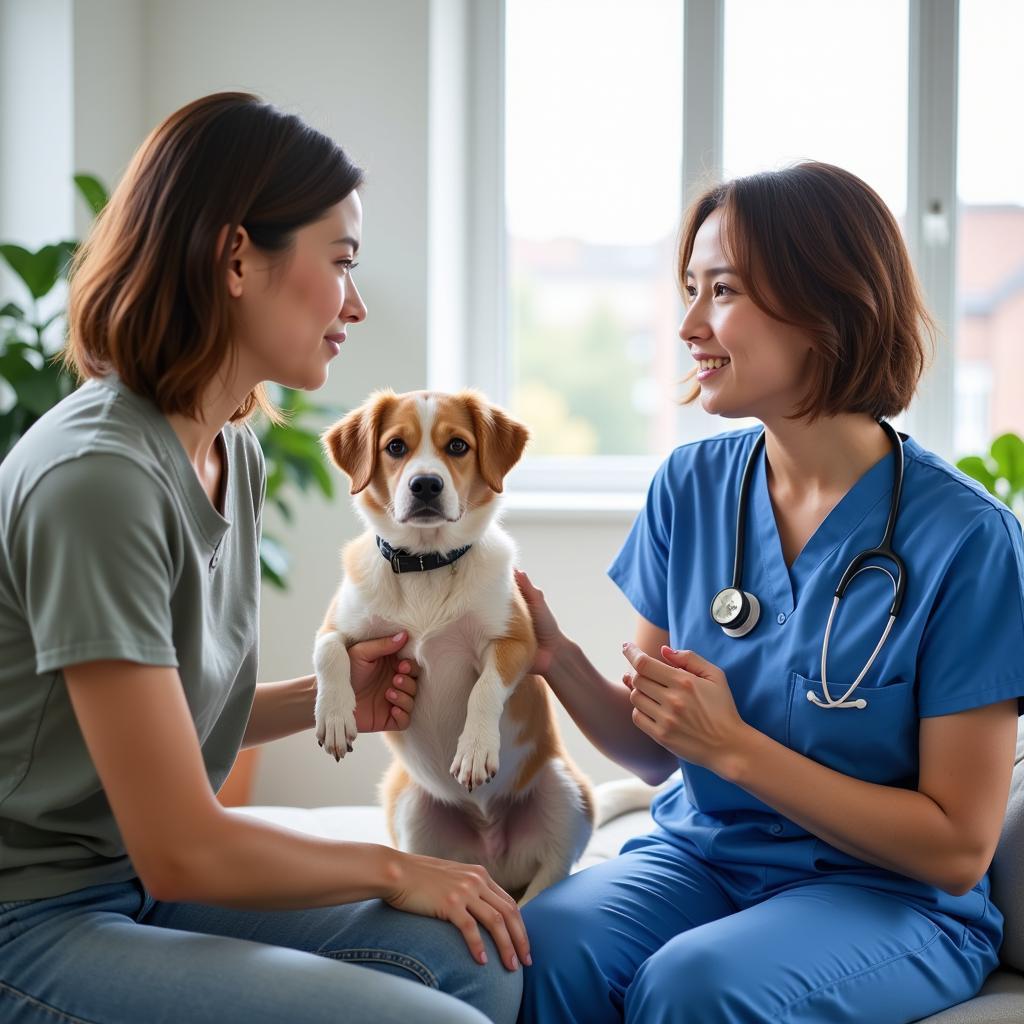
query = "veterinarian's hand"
(621, 643, 751, 774)
(347, 632, 419, 733)
(386, 853, 531, 972)
(514, 569, 568, 677)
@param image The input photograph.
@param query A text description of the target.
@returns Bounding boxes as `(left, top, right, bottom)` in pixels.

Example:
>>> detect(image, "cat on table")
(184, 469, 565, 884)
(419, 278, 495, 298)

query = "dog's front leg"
(314, 628, 358, 760)
(451, 621, 535, 792)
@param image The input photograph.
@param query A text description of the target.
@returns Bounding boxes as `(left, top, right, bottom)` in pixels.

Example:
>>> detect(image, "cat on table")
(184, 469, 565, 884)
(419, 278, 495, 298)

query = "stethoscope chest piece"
(711, 587, 760, 638)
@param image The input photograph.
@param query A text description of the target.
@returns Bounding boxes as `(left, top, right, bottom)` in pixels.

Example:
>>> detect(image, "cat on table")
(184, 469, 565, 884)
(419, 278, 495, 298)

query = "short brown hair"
(66, 92, 364, 422)
(678, 162, 934, 420)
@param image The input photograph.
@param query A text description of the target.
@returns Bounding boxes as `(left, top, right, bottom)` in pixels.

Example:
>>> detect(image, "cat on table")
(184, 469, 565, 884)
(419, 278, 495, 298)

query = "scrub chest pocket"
(787, 673, 918, 785)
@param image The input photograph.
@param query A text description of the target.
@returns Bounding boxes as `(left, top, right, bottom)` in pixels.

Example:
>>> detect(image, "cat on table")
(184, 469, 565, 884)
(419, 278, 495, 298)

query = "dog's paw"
(314, 685, 358, 761)
(449, 731, 500, 792)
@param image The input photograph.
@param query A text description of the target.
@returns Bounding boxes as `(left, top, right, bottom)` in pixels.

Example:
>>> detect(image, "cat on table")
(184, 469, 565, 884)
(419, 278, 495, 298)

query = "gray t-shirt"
(0, 376, 265, 899)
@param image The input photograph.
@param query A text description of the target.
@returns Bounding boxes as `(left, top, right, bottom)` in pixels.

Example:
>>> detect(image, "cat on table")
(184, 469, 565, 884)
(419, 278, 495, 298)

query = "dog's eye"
(447, 438, 469, 456)
(386, 439, 407, 457)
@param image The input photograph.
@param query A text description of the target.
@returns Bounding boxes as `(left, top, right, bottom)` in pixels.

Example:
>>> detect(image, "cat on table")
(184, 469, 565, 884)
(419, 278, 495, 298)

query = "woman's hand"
(385, 852, 532, 971)
(347, 632, 419, 733)
(514, 568, 569, 676)
(621, 643, 751, 774)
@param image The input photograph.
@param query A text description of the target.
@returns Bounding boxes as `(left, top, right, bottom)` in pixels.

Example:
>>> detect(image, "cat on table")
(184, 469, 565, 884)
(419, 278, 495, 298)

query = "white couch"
(238, 721, 1024, 1022)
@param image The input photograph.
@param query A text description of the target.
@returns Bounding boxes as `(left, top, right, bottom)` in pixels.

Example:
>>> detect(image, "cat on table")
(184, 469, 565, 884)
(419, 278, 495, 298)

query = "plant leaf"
(0, 243, 68, 300)
(0, 408, 27, 460)
(956, 455, 998, 496)
(260, 534, 290, 590)
(55, 240, 78, 281)
(73, 174, 109, 216)
(990, 433, 1024, 492)
(0, 351, 73, 415)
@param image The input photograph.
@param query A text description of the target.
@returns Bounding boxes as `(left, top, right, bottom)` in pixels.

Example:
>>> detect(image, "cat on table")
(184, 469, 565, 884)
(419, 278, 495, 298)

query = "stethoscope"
(709, 421, 907, 710)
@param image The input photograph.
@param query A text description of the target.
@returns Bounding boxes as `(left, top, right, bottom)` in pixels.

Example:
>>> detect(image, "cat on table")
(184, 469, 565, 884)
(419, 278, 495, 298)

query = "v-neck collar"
(99, 375, 232, 548)
(749, 438, 899, 615)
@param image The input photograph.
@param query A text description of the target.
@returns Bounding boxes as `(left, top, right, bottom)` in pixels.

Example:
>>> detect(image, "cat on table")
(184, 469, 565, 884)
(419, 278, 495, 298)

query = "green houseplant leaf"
(0, 242, 76, 301)
(258, 533, 290, 591)
(957, 432, 1024, 516)
(956, 455, 997, 495)
(73, 174, 109, 216)
(990, 434, 1024, 494)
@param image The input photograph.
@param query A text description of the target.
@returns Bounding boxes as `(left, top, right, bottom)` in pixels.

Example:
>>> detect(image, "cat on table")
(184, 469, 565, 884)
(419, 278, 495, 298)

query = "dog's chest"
(372, 560, 507, 643)
(394, 615, 491, 778)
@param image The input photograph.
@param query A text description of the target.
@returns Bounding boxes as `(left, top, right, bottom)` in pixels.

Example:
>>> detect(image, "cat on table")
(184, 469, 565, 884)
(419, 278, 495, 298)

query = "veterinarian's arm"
(64, 659, 530, 971)
(241, 633, 418, 747)
(516, 571, 678, 786)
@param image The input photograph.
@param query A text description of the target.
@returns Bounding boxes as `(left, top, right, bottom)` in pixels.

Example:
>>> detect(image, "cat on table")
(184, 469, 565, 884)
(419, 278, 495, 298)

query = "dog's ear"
(463, 392, 529, 493)
(322, 390, 397, 494)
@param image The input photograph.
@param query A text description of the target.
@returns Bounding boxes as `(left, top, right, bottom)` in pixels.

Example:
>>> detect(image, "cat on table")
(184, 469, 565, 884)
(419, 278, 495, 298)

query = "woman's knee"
(395, 915, 522, 1024)
(626, 939, 745, 1024)
(446, 945, 523, 1024)
(519, 885, 624, 1024)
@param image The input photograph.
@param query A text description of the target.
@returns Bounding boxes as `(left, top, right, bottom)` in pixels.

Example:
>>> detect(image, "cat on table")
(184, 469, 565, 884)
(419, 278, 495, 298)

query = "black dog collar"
(376, 536, 472, 574)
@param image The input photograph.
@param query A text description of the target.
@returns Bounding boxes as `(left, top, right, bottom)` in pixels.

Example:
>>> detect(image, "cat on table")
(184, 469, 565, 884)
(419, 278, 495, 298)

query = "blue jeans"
(0, 879, 522, 1023)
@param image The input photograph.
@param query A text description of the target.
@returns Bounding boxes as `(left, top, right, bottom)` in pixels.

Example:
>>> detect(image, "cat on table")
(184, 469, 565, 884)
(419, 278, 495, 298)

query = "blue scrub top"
(609, 427, 1024, 927)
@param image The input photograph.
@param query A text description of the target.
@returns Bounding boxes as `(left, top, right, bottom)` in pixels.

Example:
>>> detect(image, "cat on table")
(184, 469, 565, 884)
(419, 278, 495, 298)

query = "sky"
(505, 0, 1024, 245)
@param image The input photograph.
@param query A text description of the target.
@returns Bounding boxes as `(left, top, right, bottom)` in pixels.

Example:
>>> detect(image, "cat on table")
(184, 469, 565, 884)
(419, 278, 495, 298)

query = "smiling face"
(680, 209, 815, 423)
(230, 191, 367, 392)
(323, 390, 529, 553)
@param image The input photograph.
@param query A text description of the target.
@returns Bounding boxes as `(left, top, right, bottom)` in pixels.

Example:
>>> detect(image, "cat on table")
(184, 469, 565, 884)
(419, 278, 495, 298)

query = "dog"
(313, 388, 594, 904)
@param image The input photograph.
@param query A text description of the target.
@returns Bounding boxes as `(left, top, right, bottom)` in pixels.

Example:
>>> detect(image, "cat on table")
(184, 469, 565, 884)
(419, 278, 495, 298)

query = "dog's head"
(322, 389, 529, 551)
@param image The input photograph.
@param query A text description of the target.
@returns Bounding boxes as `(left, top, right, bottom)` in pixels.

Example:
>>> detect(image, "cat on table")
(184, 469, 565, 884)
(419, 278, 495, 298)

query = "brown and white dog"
(313, 388, 594, 904)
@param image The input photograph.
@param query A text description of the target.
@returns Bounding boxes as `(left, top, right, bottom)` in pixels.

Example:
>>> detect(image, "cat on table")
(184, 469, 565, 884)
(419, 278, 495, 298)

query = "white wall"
(0, 0, 73, 246)
(1, 0, 645, 807)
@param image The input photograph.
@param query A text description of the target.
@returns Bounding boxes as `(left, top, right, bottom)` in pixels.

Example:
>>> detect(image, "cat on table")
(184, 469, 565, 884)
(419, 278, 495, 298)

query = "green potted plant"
(0, 174, 338, 590)
(957, 433, 1024, 519)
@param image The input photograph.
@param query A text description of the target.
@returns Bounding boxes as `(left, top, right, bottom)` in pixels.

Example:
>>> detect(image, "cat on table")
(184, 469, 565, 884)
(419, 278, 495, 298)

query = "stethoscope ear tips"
(806, 690, 868, 710)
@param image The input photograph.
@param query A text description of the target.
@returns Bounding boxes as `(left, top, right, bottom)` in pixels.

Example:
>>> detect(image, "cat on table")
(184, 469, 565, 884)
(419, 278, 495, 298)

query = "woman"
(516, 162, 1024, 1023)
(0, 92, 526, 1024)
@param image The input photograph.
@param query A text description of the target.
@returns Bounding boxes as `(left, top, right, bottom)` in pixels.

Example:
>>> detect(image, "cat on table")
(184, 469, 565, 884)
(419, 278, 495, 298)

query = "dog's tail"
(592, 777, 663, 828)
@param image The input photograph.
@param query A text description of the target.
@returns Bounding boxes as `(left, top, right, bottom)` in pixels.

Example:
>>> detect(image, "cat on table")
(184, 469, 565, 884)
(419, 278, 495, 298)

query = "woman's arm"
(64, 659, 529, 970)
(625, 645, 1019, 896)
(241, 632, 418, 748)
(240, 673, 316, 748)
(728, 699, 1018, 895)
(516, 570, 678, 786)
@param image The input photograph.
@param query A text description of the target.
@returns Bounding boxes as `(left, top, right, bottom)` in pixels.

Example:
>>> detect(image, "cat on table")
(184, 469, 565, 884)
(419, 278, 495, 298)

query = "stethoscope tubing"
(720, 421, 908, 710)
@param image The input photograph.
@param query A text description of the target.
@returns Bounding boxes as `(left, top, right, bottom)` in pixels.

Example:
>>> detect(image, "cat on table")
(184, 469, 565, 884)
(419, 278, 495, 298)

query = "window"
(505, 0, 684, 470)
(954, 0, 1024, 458)
(477, 1, 976, 494)
(722, 0, 908, 220)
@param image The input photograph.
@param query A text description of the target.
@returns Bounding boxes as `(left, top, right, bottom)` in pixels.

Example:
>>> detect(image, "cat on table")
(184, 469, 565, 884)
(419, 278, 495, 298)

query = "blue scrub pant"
(519, 831, 998, 1023)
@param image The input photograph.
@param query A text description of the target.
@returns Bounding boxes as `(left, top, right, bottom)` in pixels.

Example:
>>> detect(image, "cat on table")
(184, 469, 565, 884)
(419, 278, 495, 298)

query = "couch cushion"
(914, 969, 1024, 1023)
(234, 804, 392, 844)
(233, 796, 653, 871)
(990, 720, 1024, 973)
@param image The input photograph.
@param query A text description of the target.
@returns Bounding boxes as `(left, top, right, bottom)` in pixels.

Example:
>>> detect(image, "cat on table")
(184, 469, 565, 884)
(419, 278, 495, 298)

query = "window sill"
(501, 490, 643, 524)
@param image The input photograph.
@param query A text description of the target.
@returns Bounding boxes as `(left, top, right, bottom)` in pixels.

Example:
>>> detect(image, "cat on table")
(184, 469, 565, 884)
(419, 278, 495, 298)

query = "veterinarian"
(0, 92, 526, 1024)
(515, 162, 1024, 1023)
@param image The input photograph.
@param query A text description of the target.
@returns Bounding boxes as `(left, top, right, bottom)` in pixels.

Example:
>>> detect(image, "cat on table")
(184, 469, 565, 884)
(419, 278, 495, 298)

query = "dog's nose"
(409, 474, 444, 499)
